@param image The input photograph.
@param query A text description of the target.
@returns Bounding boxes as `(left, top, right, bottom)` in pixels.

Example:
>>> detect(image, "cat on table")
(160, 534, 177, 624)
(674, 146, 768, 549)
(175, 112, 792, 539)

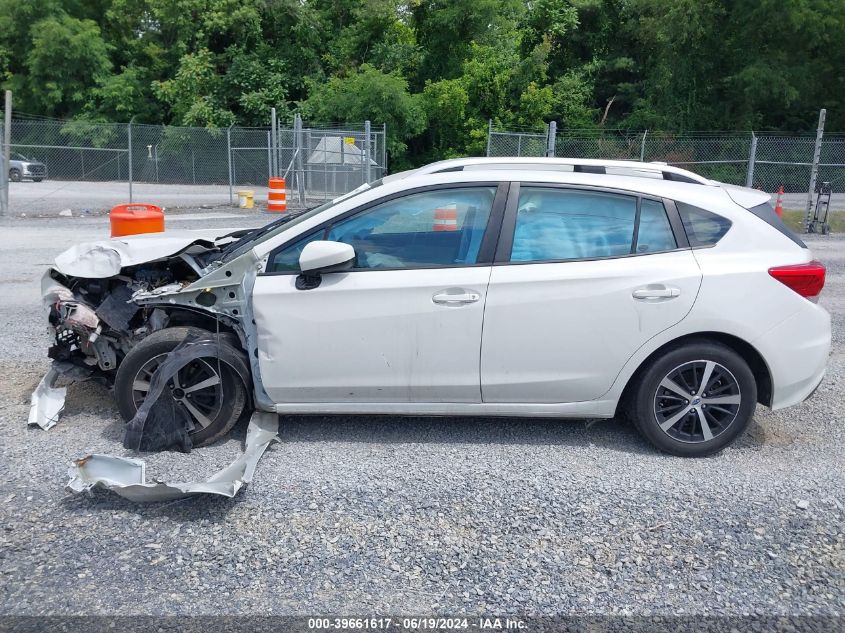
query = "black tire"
(114, 327, 250, 447)
(9, 168, 21, 182)
(33, 178, 43, 183)
(629, 340, 757, 457)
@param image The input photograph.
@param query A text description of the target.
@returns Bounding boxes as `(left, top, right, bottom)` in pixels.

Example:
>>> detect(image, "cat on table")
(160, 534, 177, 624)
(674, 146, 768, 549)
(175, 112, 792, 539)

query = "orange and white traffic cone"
(774, 185, 784, 218)
(433, 206, 458, 231)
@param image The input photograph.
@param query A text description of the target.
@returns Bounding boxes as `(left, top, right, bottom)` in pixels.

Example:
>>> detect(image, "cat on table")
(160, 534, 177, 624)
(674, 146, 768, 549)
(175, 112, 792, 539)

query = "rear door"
(480, 184, 702, 403)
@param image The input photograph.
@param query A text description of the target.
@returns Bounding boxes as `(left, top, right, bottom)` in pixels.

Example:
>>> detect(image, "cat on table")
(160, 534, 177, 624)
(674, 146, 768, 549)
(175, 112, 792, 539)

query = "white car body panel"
(253, 266, 491, 403)
(480, 250, 702, 403)
(271, 399, 618, 417)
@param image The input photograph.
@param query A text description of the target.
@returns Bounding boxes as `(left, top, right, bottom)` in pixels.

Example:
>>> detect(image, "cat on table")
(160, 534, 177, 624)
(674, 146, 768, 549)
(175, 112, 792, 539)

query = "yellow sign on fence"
(343, 137, 356, 145)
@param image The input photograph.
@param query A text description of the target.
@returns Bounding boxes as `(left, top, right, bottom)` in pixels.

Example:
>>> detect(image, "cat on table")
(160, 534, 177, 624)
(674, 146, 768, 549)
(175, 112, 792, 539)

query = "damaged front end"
(29, 215, 313, 501)
(34, 227, 273, 438)
(44, 266, 175, 375)
(41, 228, 255, 382)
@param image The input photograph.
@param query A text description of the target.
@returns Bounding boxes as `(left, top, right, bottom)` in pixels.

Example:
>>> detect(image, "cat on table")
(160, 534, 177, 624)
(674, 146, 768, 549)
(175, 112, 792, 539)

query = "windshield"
(11, 153, 31, 161)
(217, 179, 383, 263)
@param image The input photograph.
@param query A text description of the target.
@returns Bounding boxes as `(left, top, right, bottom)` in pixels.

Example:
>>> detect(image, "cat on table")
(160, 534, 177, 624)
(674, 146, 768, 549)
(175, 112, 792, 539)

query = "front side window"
(511, 188, 637, 262)
(326, 187, 496, 269)
(266, 230, 324, 272)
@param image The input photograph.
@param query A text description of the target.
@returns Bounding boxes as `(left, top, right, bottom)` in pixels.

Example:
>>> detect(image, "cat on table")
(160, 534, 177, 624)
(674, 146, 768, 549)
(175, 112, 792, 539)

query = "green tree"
(24, 14, 112, 116)
(410, 0, 523, 85)
(154, 48, 234, 127)
(302, 63, 426, 166)
(0, 0, 842, 163)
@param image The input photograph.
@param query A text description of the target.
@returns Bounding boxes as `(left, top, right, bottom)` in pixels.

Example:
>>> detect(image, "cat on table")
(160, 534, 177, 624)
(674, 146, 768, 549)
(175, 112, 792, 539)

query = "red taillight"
(768, 260, 826, 300)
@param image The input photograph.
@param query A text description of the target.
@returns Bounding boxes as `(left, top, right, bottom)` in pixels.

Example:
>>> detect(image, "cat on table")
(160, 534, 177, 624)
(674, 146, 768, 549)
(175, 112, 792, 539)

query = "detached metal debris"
(28, 361, 93, 430)
(66, 411, 279, 502)
(28, 367, 65, 430)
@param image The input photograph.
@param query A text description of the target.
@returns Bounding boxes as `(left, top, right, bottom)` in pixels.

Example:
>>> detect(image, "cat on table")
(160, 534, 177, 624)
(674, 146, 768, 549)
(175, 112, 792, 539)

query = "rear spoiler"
(721, 184, 772, 209)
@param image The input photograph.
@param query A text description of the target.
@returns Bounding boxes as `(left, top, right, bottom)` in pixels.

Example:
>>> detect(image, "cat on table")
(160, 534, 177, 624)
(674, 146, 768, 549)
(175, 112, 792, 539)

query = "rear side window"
(636, 199, 677, 253)
(511, 188, 636, 262)
(748, 202, 806, 248)
(508, 188, 678, 262)
(676, 202, 732, 247)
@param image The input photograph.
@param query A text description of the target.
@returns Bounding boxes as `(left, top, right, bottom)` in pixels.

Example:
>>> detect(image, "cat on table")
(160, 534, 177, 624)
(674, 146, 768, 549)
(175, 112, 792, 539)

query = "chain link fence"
(274, 117, 387, 209)
(487, 123, 550, 159)
(487, 121, 845, 199)
(0, 113, 387, 216)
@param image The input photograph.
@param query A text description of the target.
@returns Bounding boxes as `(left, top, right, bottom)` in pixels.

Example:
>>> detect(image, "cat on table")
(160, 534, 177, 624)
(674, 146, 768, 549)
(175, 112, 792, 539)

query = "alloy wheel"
(131, 354, 224, 432)
(653, 360, 741, 444)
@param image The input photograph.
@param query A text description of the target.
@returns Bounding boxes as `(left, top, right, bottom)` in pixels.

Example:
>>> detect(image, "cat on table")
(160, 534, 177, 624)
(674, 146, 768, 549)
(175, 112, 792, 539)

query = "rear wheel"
(114, 327, 250, 446)
(33, 178, 43, 183)
(630, 341, 756, 456)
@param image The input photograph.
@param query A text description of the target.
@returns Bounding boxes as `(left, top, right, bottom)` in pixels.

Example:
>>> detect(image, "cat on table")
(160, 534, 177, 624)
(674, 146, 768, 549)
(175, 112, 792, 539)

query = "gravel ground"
(0, 213, 842, 619)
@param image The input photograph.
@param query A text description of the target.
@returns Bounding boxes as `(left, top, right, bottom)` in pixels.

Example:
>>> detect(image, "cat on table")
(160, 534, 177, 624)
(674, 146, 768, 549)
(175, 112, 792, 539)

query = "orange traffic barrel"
(433, 206, 458, 231)
(110, 203, 165, 237)
(268, 177, 287, 212)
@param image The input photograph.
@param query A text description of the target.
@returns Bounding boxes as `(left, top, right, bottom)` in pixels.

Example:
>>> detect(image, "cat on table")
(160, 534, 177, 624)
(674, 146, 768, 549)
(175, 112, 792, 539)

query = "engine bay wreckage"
(31, 221, 298, 501)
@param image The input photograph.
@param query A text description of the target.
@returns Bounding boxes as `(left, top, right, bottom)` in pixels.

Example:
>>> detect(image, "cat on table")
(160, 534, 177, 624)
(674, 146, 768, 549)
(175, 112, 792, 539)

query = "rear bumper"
(752, 303, 831, 410)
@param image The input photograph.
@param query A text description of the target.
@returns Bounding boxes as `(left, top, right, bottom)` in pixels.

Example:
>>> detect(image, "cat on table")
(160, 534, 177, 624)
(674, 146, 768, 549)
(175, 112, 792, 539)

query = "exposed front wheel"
(630, 341, 757, 456)
(9, 168, 21, 182)
(114, 327, 250, 447)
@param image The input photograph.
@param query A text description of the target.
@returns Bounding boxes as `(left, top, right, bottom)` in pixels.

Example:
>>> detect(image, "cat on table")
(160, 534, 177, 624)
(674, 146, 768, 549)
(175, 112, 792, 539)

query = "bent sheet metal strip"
(66, 411, 279, 502)
(29, 362, 93, 431)
(28, 367, 66, 431)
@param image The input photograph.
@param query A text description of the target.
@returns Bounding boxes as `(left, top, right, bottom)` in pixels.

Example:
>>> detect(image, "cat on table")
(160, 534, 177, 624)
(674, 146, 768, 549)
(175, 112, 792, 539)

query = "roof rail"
(419, 157, 713, 186)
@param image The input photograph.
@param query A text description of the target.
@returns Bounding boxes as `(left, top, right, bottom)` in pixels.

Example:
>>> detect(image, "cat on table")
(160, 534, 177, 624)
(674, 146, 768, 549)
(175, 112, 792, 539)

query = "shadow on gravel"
(60, 489, 248, 521)
(274, 414, 655, 454)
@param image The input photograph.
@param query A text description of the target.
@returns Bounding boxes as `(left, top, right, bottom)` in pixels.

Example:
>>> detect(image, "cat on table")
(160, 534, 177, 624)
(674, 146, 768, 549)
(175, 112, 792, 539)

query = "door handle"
(432, 291, 481, 305)
(632, 286, 681, 300)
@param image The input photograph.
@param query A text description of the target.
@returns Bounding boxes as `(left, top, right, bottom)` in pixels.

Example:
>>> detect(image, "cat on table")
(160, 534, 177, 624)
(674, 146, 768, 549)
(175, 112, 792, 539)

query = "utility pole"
(546, 121, 557, 158)
(364, 120, 372, 183)
(486, 119, 493, 157)
(745, 132, 758, 188)
(1, 90, 11, 216)
(804, 109, 826, 232)
(226, 125, 234, 206)
(640, 130, 649, 162)
(270, 107, 278, 177)
(127, 118, 134, 203)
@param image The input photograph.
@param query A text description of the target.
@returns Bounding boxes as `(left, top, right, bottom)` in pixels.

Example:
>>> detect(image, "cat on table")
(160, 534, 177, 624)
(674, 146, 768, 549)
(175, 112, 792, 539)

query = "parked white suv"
(43, 158, 830, 456)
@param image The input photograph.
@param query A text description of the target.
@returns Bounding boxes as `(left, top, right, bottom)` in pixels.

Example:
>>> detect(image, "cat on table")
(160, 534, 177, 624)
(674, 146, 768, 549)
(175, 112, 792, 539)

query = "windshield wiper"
(218, 209, 309, 262)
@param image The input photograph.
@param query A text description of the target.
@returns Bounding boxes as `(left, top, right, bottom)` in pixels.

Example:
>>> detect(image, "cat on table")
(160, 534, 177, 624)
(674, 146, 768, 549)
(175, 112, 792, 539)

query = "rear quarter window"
(676, 202, 732, 247)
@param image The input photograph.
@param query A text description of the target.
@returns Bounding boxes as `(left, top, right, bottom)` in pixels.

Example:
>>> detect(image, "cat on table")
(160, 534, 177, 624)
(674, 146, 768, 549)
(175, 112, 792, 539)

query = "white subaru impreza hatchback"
(43, 158, 830, 456)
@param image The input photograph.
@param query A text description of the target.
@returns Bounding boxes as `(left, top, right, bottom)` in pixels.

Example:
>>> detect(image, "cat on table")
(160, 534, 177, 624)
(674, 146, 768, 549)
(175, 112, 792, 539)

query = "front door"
(252, 184, 504, 404)
(481, 185, 702, 403)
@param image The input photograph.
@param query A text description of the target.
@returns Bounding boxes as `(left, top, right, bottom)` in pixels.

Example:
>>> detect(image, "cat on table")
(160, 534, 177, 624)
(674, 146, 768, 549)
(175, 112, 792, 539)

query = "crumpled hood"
(53, 228, 239, 278)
